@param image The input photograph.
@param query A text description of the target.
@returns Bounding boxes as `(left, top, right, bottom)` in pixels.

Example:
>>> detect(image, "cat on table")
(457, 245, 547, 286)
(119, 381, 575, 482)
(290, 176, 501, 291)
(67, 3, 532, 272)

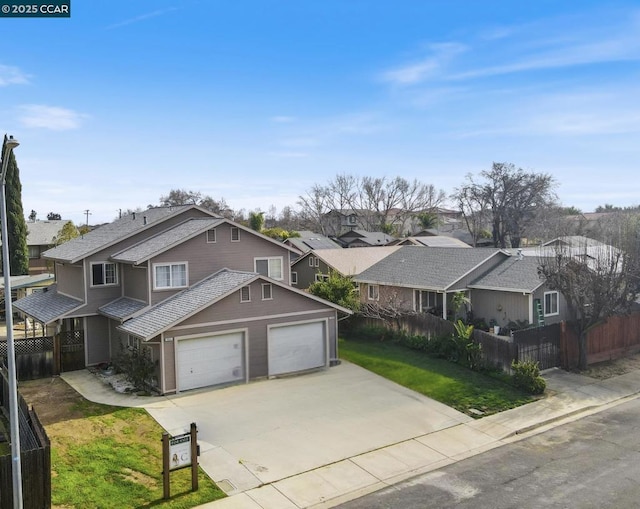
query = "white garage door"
(177, 332, 245, 391)
(269, 321, 326, 376)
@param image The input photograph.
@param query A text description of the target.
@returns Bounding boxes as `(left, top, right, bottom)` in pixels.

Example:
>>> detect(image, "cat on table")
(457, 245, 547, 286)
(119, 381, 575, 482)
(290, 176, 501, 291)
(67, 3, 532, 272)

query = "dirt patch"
(18, 376, 102, 426)
(583, 352, 640, 380)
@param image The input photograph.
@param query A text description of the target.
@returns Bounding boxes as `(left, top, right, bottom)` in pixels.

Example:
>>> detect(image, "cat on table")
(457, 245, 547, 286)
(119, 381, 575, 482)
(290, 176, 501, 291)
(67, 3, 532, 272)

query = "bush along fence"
(0, 364, 51, 509)
(345, 315, 546, 394)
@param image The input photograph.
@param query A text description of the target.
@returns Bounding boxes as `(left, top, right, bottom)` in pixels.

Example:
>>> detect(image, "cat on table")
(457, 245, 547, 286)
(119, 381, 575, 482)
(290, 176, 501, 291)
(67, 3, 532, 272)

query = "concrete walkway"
(62, 364, 640, 509)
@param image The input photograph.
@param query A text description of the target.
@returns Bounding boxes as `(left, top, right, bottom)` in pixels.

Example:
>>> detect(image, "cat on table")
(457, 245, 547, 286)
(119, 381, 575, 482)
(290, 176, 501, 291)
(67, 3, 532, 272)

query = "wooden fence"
(561, 312, 640, 368)
(0, 364, 51, 509)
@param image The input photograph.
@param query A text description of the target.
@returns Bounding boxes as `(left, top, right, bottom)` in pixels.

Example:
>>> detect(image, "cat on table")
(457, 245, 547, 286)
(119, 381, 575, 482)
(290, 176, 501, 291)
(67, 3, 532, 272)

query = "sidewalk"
(62, 366, 640, 509)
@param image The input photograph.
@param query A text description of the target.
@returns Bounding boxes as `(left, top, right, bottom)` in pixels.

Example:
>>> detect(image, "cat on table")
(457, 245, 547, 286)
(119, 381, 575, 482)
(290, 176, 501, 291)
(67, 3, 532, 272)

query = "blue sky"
(1, 1, 639, 225)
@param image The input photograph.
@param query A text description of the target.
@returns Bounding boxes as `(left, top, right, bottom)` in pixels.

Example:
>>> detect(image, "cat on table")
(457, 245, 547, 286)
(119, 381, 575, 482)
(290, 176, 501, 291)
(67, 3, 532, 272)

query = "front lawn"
(19, 377, 225, 509)
(339, 337, 535, 417)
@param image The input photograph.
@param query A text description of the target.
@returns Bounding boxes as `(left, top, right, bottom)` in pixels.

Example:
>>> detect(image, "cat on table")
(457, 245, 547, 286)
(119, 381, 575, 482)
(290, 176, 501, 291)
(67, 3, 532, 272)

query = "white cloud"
(18, 105, 88, 130)
(0, 65, 30, 86)
(106, 8, 179, 30)
(380, 43, 467, 85)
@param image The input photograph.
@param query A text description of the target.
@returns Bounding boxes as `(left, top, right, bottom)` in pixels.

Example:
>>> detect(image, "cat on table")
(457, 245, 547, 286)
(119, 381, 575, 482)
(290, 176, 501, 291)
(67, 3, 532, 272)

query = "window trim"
(291, 271, 298, 285)
(90, 261, 118, 287)
(152, 262, 188, 290)
(231, 227, 240, 242)
(368, 284, 379, 301)
(206, 229, 216, 243)
(309, 257, 315, 267)
(127, 335, 141, 351)
(254, 256, 284, 281)
(240, 286, 251, 302)
(315, 273, 329, 282)
(544, 291, 559, 316)
(262, 283, 273, 300)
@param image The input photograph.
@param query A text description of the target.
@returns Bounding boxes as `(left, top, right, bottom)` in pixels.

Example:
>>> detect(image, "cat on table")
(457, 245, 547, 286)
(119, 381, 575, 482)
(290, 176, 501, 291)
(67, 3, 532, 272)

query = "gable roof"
(111, 217, 224, 264)
(355, 246, 507, 291)
(118, 268, 352, 340)
(394, 236, 471, 248)
(26, 220, 71, 246)
(42, 206, 213, 264)
(294, 246, 402, 276)
(468, 256, 544, 293)
(13, 284, 83, 324)
(285, 235, 342, 252)
(338, 230, 395, 246)
(98, 297, 148, 321)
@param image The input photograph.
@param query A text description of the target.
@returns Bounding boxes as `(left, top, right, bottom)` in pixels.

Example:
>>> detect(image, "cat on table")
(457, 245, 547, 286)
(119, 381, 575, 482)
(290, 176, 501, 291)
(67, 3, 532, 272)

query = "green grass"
(339, 337, 535, 417)
(49, 406, 225, 509)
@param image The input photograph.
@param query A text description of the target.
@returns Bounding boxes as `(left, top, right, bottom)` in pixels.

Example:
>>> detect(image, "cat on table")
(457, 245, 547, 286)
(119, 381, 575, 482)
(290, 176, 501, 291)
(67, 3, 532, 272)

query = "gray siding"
(122, 264, 148, 302)
(56, 262, 84, 299)
(149, 223, 292, 305)
(83, 254, 123, 313)
(470, 289, 530, 328)
(292, 256, 330, 289)
(533, 285, 568, 325)
(86, 315, 111, 365)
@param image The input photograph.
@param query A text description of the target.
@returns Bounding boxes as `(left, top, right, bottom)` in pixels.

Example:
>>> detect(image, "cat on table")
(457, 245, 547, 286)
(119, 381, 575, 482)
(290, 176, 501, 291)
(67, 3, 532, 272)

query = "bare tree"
(453, 163, 557, 248)
(538, 215, 640, 369)
(159, 188, 233, 218)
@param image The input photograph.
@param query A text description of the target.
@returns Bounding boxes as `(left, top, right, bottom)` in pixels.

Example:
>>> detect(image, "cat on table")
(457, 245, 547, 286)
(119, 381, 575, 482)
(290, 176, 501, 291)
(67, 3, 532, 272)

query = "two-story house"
(15, 206, 350, 394)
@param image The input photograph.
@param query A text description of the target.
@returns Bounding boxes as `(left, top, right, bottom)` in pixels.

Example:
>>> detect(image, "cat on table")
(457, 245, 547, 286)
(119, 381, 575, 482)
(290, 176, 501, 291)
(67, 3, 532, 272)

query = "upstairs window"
(262, 283, 273, 300)
(231, 227, 240, 242)
(291, 272, 298, 285)
(240, 286, 251, 302)
(154, 262, 187, 289)
(206, 229, 216, 243)
(91, 262, 117, 286)
(255, 257, 283, 280)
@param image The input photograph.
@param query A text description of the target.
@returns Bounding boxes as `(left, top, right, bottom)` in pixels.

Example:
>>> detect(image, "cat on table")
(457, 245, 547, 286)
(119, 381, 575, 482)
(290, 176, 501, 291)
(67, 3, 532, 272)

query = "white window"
(91, 262, 118, 286)
(254, 257, 283, 280)
(240, 286, 251, 302)
(291, 272, 298, 285)
(231, 227, 240, 242)
(309, 257, 315, 267)
(262, 283, 273, 300)
(414, 290, 440, 312)
(315, 274, 329, 282)
(315, 257, 320, 267)
(154, 262, 187, 289)
(127, 335, 140, 350)
(544, 291, 559, 316)
(206, 229, 216, 243)
(368, 284, 379, 301)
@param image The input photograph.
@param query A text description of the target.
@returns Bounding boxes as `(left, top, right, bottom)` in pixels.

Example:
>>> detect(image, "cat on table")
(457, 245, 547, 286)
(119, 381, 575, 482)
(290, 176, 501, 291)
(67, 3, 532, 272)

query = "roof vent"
(132, 212, 136, 220)
(143, 216, 147, 226)
(517, 248, 523, 261)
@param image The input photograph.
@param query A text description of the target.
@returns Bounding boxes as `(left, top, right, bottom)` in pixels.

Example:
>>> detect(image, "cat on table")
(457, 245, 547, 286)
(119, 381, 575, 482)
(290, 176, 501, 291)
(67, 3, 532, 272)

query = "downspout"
(442, 292, 447, 320)
(528, 293, 533, 325)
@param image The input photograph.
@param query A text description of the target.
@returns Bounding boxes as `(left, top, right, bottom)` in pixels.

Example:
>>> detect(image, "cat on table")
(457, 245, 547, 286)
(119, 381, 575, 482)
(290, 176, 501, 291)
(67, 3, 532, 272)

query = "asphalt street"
(337, 396, 640, 509)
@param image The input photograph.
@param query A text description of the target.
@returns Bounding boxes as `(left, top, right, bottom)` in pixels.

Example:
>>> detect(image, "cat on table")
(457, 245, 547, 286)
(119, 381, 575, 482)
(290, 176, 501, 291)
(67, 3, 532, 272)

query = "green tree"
(54, 221, 80, 245)
(417, 211, 440, 230)
(249, 211, 265, 232)
(47, 212, 62, 220)
(308, 271, 360, 313)
(2, 135, 29, 275)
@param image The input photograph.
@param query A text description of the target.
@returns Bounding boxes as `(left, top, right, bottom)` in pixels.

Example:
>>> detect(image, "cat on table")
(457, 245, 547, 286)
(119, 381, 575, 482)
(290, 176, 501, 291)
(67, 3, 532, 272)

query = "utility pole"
(84, 209, 91, 226)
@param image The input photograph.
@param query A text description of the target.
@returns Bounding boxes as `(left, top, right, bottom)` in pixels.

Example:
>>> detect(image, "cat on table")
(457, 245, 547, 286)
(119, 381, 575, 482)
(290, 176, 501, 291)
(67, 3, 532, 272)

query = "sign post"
(162, 422, 199, 499)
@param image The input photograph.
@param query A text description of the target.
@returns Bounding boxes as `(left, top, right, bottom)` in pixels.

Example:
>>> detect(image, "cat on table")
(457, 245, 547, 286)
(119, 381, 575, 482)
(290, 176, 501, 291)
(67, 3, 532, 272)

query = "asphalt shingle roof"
(356, 246, 505, 291)
(118, 269, 256, 339)
(13, 284, 83, 324)
(111, 218, 224, 264)
(98, 297, 148, 321)
(307, 246, 402, 276)
(26, 220, 70, 246)
(469, 256, 545, 293)
(42, 206, 197, 263)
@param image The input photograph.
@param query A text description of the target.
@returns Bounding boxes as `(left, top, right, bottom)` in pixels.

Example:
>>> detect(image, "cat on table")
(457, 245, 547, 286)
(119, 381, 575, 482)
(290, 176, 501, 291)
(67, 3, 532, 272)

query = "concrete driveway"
(142, 362, 471, 495)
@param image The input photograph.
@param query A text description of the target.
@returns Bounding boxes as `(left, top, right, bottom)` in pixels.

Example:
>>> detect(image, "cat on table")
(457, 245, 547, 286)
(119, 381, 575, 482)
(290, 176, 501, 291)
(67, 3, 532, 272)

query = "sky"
(1, 1, 639, 225)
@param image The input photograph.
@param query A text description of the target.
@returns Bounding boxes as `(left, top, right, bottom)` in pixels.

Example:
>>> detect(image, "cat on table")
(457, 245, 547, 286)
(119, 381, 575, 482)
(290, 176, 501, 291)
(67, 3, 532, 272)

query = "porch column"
(442, 292, 447, 319)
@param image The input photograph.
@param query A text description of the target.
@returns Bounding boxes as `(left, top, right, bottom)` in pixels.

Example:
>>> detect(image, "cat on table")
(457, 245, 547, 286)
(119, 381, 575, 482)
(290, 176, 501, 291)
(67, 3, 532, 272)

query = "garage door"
(268, 321, 326, 376)
(177, 332, 245, 391)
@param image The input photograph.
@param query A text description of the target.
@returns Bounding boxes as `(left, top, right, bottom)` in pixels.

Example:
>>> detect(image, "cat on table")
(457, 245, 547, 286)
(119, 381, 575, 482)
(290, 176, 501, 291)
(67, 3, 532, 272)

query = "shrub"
(511, 360, 546, 394)
(113, 345, 157, 392)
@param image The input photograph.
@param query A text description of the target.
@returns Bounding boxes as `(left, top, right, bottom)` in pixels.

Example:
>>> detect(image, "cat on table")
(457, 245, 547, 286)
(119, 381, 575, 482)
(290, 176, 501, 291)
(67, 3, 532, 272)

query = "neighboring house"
(14, 206, 350, 394)
(355, 245, 573, 328)
(284, 231, 342, 257)
(355, 246, 508, 319)
(26, 219, 71, 274)
(1, 273, 55, 321)
(336, 229, 395, 248)
(468, 255, 567, 329)
(391, 236, 471, 248)
(291, 246, 402, 289)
